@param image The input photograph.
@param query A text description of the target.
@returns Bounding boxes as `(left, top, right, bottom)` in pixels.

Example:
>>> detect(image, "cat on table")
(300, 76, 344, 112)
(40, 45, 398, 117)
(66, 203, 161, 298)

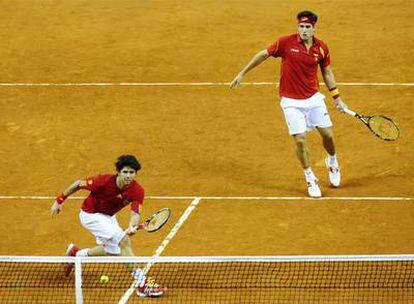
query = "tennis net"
(0, 255, 413, 303)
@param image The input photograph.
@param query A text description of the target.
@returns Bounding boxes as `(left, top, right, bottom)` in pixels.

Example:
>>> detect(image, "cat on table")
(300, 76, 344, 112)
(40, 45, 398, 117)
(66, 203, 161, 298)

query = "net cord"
(1, 254, 414, 264)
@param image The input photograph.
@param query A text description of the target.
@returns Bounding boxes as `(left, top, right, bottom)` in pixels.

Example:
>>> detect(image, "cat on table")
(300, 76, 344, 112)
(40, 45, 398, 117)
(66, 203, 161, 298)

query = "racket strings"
(368, 116, 399, 140)
(146, 209, 170, 231)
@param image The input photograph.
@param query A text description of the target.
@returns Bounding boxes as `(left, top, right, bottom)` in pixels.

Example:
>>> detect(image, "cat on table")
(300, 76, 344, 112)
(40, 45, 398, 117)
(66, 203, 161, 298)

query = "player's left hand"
(334, 97, 348, 113)
(229, 73, 243, 89)
(50, 201, 62, 216)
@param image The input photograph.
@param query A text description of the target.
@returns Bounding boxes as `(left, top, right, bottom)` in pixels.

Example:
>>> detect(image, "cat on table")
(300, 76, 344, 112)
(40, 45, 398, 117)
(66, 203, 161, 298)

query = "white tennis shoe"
(136, 278, 166, 298)
(307, 179, 322, 198)
(325, 157, 341, 187)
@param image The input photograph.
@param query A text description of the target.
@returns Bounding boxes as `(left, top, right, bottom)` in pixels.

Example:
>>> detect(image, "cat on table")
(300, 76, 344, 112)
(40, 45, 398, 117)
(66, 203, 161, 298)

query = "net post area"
(0, 255, 413, 303)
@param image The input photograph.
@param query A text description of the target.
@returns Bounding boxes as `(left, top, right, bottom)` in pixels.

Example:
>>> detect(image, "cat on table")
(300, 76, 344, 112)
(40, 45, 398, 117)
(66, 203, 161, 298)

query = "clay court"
(0, 0, 413, 303)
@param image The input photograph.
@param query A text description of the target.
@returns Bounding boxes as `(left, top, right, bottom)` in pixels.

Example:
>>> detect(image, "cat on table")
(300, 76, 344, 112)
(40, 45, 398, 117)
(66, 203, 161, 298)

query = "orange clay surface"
(0, 0, 413, 258)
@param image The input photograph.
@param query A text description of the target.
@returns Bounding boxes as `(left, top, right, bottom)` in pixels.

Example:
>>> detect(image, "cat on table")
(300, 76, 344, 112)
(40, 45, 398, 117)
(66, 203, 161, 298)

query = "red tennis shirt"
(267, 34, 331, 99)
(79, 174, 144, 216)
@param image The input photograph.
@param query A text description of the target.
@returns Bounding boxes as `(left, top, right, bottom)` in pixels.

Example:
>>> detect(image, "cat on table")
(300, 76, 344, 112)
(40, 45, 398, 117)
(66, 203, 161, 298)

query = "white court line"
(118, 197, 201, 304)
(196, 196, 414, 201)
(0, 82, 413, 87)
(0, 195, 412, 201)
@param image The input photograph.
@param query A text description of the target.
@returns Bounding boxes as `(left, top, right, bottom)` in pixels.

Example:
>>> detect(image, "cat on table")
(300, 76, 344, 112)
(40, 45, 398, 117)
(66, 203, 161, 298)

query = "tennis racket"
(344, 108, 400, 141)
(134, 208, 171, 233)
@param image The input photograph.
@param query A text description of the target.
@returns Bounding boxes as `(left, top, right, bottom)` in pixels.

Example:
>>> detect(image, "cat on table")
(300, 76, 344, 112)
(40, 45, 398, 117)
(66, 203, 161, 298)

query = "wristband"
(56, 193, 67, 205)
(329, 87, 340, 99)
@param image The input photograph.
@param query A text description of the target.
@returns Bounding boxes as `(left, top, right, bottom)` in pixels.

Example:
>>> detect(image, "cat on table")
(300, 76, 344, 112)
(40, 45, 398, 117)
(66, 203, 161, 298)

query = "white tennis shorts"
(79, 210, 125, 254)
(280, 92, 333, 135)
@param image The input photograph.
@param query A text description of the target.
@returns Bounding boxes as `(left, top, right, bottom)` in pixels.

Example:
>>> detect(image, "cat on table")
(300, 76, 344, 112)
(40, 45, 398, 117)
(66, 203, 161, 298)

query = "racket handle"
(343, 108, 357, 117)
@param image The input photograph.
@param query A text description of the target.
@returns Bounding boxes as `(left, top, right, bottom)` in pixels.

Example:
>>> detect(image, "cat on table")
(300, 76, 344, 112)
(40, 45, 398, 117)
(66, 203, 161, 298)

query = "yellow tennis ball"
(100, 275, 109, 283)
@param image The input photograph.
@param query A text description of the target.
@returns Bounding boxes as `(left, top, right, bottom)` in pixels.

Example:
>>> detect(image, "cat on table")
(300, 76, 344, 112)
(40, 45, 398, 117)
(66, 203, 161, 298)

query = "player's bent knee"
(293, 133, 307, 147)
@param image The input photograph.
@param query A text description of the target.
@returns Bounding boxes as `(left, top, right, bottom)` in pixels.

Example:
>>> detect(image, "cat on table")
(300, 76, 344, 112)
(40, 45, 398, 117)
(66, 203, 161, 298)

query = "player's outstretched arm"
(230, 49, 270, 89)
(50, 180, 82, 216)
(321, 65, 348, 113)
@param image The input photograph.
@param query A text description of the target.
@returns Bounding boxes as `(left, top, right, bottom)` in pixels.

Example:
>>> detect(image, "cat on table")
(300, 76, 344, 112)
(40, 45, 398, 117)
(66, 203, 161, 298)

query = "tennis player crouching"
(50, 155, 166, 298)
(230, 11, 349, 197)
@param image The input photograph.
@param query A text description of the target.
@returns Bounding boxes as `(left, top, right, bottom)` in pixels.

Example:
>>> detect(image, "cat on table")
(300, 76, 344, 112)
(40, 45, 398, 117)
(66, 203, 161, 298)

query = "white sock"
(132, 268, 146, 287)
(304, 167, 316, 181)
(328, 154, 339, 166)
(76, 249, 89, 257)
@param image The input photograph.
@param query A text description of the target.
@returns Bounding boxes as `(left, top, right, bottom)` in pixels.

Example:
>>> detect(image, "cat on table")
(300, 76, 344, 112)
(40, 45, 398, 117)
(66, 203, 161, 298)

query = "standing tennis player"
(50, 155, 166, 298)
(230, 11, 348, 197)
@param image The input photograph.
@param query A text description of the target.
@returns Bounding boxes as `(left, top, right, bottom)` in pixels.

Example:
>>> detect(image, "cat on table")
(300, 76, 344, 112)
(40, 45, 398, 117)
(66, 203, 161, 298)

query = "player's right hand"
(50, 201, 62, 216)
(125, 225, 138, 236)
(229, 74, 243, 89)
(334, 97, 348, 113)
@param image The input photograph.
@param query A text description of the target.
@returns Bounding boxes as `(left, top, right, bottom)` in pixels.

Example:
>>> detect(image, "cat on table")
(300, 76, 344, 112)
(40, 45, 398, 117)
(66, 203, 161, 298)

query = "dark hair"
(115, 155, 141, 172)
(297, 10, 318, 23)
